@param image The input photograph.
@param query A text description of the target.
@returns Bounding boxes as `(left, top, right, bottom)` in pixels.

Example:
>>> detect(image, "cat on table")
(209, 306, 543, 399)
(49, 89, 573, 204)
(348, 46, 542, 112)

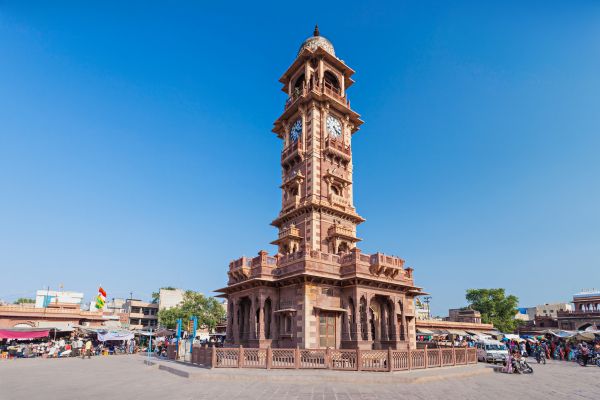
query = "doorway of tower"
(319, 312, 336, 348)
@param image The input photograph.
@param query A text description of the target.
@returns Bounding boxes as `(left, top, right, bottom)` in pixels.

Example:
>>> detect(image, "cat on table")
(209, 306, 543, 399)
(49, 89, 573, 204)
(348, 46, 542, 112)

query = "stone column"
(270, 298, 278, 341)
(400, 297, 407, 342)
(391, 299, 400, 346)
(365, 294, 373, 342)
(258, 297, 266, 341)
(232, 300, 239, 343)
(342, 301, 351, 341)
(249, 298, 257, 341)
(226, 301, 233, 343)
(380, 301, 388, 342)
(354, 290, 363, 341)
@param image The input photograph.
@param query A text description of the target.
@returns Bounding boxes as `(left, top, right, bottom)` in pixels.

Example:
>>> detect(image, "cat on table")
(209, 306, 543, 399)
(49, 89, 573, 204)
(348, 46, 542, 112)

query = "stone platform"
(1, 355, 599, 399)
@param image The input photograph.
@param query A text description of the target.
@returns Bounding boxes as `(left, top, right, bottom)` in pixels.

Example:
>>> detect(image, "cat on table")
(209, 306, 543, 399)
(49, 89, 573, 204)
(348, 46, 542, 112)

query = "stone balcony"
(282, 194, 300, 211)
(228, 251, 278, 284)
(327, 224, 357, 240)
(323, 138, 351, 162)
(284, 80, 350, 112)
(324, 168, 352, 186)
(328, 193, 350, 208)
(281, 141, 304, 165)
(368, 252, 412, 281)
(278, 225, 301, 240)
(227, 248, 415, 287)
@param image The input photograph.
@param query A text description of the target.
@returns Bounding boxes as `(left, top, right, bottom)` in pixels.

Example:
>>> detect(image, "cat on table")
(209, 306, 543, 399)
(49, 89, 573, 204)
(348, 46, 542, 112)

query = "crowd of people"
(504, 335, 600, 365)
(1, 336, 139, 359)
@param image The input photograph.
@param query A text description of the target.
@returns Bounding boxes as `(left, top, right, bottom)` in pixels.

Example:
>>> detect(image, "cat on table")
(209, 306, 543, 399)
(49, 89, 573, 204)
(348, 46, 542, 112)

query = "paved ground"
(0, 355, 598, 400)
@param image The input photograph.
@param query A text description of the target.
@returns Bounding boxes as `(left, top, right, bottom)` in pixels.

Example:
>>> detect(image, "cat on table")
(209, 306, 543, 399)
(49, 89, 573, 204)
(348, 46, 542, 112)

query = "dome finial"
(313, 24, 320, 37)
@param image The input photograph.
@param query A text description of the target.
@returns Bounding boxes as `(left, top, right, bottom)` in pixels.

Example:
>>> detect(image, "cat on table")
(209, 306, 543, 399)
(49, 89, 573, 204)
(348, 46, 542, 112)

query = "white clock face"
(290, 119, 302, 142)
(327, 115, 342, 139)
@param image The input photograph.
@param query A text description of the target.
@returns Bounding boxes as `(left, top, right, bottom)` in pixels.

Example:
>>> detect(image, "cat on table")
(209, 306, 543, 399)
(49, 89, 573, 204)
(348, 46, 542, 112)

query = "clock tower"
(218, 27, 424, 351)
(271, 25, 364, 256)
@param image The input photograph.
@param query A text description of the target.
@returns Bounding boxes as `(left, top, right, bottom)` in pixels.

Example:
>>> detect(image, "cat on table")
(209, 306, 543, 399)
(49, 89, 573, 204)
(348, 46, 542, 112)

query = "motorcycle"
(535, 349, 546, 365)
(588, 351, 600, 367)
(512, 357, 534, 374)
(576, 350, 590, 367)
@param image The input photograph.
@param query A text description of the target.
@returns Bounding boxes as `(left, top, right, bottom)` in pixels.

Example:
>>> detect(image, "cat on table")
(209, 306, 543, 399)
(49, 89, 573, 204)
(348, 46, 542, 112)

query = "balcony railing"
(281, 141, 303, 163)
(328, 193, 349, 208)
(324, 138, 351, 161)
(284, 79, 350, 111)
(278, 225, 301, 239)
(282, 195, 300, 211)
(328, 225, 354, 238)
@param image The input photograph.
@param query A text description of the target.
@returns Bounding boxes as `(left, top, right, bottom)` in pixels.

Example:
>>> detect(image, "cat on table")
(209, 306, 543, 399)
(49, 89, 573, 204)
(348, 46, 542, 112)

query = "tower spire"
(313, 24, 320, 37)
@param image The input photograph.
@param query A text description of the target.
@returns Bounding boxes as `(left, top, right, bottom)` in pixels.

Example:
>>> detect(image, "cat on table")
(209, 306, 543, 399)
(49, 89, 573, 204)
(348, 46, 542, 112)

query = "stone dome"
(297, 25, 335, 58)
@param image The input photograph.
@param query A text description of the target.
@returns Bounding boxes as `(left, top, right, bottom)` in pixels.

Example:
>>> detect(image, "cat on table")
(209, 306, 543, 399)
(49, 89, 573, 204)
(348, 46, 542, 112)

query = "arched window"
(324, 71, 340, 94)
(293, 73, 305, 95)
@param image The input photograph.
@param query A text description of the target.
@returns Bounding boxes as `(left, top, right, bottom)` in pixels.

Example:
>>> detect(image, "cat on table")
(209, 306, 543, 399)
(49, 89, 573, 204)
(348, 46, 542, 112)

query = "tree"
(14, 298, 35, 304)
(158, 290, 226, 331)
(465, 288, 519, 333)
(151, 286, 177, 304)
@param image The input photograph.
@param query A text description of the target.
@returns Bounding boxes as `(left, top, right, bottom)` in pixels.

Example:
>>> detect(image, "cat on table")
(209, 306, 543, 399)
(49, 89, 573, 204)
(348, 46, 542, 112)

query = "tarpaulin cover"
(0, 329, 50, 339)
(97, 331, 135, 342)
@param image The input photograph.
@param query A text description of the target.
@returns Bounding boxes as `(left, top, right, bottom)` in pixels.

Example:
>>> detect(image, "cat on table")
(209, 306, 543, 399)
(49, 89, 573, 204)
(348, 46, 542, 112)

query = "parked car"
(476, 339, 508, 363)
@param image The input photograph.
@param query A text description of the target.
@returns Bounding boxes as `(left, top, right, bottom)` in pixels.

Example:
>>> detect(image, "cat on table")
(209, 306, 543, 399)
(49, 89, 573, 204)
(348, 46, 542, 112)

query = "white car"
(476, 340, 508, 363)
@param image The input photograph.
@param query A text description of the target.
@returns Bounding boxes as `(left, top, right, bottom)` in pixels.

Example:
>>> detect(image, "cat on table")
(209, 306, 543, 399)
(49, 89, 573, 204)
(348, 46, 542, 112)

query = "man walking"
(82, 339, 92, 359)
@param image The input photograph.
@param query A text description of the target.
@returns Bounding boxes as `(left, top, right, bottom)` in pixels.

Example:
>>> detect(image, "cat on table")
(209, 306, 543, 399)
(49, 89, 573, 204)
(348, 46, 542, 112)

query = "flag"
(43, 295, 55, 307)
(95, 286, 107, 310)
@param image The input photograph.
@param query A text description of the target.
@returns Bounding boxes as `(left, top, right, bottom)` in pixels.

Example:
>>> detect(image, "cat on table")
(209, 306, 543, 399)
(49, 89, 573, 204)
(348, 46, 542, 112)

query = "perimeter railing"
(168, 345, 477, 372)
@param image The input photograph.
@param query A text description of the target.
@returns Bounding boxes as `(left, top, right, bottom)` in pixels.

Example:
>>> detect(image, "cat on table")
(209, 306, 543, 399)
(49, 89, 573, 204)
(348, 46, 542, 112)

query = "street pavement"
(0, 355, 598, 400)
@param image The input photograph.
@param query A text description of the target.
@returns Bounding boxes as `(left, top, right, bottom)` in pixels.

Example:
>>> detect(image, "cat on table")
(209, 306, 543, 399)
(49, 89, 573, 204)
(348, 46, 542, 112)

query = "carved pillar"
(227, 298, 240, 343)
(400, 298, 407, 342)
(381, 300, 388, 342)
(354, 290, 363, 342)
(241, 301, 248, 341)
(258, 297, 266, 340)
(342, 300, 351, 341)
(249, 298, 257, 340)
(391, 299, 400, 344)
(226, 300, 233, 343)
(365, 294, 373, 342)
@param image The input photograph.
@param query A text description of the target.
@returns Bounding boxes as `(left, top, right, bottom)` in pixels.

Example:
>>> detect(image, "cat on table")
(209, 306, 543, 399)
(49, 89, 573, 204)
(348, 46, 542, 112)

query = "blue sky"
(1, 1, 599, 315)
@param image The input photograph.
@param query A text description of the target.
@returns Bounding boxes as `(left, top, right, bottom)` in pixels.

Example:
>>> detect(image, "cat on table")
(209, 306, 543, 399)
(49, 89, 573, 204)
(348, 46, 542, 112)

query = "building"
(34, 290, 83, 309)
(515, 307, 536, 322)
(557, 289, 600, 331)
(0, 304, 110, 329)
(0, 289, 121, 329)
(124, 299, 158, 329)
(158, 288, 185, 310)
(217, 27, 425, 350)
(447, 309, 482, 324)
(105, 298, 127, 314)
(415, 298, 431, 321)
(535, 303, 573, 319)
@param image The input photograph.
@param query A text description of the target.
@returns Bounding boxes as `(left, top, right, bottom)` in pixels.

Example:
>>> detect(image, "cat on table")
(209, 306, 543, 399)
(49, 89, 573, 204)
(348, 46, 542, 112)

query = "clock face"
(327, 115, 342, 139)
(290, 118, 302, 142)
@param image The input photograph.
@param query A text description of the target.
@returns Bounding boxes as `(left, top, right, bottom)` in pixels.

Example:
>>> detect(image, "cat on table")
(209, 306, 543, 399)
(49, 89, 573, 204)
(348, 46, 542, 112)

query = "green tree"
(465, 288, 519, 333)
(158, 290, 226, 331)
(14, 298, 35, 304)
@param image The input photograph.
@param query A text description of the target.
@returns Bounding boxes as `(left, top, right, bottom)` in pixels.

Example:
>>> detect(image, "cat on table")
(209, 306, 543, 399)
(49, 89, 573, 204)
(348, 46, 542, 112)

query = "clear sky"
(1, 1, 599, 315)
